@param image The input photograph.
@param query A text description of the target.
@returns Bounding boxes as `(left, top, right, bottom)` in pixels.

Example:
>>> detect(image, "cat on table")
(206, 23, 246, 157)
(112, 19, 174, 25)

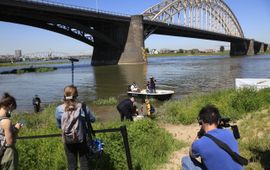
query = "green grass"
(92, 97, 118, 106)
(158, 88, 270, 124)
(0, 67, 57, 74)
(157, 88, 270, 169)
(0, 61, 67, 67)
(13, 104, 183, 170)
(238, 109, 270, 170)
(148, 51, 229, 57)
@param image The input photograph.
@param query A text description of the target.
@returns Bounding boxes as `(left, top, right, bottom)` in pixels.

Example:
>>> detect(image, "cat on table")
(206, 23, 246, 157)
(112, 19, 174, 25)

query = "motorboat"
(127, 89, 174, 101)
(235, 78, 270, 90)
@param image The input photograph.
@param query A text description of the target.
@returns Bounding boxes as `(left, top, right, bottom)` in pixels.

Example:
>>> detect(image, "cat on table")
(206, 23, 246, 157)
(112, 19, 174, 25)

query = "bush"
(238, 110, 270, 170)
(13, 105, 183, 169)
(159, 88, 270, 124)
(93, 97, 117, 106)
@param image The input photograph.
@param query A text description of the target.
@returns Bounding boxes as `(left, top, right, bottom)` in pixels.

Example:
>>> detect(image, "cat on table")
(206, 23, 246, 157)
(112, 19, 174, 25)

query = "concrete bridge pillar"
(91, 15, 145, 66)
(91, 22, 129, 66)
(230, 40, 254, 56)
(263, 44, 268, 52)
(254, 41, 264, 54)
(118, 15, 146, 64)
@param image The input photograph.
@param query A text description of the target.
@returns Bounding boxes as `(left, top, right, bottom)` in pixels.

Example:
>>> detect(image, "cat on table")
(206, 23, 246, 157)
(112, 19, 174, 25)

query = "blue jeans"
(181, 156, 204, 170)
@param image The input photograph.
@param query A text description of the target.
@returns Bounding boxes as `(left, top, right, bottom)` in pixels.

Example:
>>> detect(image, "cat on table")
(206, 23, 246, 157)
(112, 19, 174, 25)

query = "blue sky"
(0, 0, 269, 55)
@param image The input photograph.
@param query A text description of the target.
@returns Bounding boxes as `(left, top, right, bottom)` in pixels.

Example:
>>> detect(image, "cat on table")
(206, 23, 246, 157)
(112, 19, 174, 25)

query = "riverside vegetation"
(12, 88, 270, 169)
(158, 88, 270, 170)
(0, 67, 57, 74)
(13, 104, 183, 170)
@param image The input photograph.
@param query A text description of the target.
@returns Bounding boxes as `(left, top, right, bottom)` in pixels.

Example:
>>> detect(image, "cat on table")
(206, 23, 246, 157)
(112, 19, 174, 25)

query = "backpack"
(61, 103, 86, 144)
(150, 105, 155, 114)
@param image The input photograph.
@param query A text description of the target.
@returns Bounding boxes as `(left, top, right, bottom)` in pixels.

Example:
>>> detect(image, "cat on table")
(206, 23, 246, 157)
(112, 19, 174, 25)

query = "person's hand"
(14, 122, 23, 130)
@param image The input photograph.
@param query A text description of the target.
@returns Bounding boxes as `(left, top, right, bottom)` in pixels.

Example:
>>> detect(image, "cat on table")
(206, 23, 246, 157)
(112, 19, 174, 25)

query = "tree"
(178, 49, 184, 53)
(220, 45, 225, 52)
(144, 48, 149, 54)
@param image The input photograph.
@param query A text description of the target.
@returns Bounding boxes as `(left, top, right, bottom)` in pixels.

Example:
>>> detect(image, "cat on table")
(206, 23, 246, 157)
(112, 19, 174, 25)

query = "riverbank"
(12, 88, 270, 169)
(148, 51, 229, 57)
(0, 66, 57, 74)
(0, 60, 67, 67)
(148, 50, 270, 57)
(156, 87, 270, 169)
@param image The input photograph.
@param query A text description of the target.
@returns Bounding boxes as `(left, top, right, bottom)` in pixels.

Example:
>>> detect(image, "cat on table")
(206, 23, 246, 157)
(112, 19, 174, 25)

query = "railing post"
(120, 125, 133, 170)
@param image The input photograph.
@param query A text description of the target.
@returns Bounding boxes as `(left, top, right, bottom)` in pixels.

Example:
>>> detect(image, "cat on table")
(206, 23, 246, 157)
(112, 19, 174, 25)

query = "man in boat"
(149, 76, 156, 93)
(116, 97, 135, 121)
(130, 82, 140, 92)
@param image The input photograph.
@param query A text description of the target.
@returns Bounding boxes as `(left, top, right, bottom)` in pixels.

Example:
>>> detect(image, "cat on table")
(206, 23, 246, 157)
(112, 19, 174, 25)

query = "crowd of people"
(0, 82, 246, 169)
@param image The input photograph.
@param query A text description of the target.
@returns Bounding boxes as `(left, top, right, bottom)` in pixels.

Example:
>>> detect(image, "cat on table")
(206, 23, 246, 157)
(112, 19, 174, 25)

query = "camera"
(197, 117, 240, 139)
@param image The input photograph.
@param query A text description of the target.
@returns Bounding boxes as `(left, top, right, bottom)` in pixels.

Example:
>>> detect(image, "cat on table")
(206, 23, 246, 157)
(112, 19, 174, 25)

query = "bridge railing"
(19, 0, 130, 18)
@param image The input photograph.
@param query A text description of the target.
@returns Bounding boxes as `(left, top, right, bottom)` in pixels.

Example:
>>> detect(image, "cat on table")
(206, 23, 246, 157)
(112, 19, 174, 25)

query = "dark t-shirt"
(117, 99, 133, 114)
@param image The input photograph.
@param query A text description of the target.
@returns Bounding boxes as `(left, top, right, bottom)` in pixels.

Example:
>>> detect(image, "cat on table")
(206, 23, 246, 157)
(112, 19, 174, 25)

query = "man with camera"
(181, 104, 244, 170)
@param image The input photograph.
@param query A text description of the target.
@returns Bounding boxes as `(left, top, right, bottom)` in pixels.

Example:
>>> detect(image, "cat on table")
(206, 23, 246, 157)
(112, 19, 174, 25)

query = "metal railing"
(16, 0, 130, 17)
(17, 125, 133, 170)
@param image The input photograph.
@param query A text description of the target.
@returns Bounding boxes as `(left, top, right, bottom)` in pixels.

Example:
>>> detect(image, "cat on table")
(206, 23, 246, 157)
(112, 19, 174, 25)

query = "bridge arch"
(142, 0, 244, 38)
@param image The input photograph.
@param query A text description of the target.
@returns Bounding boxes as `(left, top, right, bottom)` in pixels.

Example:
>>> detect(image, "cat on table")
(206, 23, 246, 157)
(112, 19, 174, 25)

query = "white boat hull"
(127, 89, 174, 101)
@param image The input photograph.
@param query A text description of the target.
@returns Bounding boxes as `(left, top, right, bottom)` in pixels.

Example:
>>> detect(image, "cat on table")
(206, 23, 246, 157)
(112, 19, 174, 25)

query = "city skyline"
(0, 0, 269, 55)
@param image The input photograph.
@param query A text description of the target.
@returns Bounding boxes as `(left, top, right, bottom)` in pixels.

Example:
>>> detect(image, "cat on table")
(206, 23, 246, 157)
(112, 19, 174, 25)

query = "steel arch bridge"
(142, 0, 244, 38)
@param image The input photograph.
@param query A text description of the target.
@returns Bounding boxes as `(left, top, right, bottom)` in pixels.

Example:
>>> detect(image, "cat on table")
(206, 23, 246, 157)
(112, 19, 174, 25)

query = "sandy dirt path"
(156, 123, 200, 170)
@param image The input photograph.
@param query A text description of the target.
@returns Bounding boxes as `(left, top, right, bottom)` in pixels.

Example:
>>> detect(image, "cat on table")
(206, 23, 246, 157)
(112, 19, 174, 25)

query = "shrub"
(93, 97, 117, 106)
(159, 88, 270, 124)
(13, 105, 183, 169)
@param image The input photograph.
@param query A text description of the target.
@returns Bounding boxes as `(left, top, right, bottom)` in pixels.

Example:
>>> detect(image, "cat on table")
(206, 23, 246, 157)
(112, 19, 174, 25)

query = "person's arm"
(84, 105, 96, 123)
(189, 136, 200, 158)
(55, 106, 63, 128)
(1, 119, 22, 146)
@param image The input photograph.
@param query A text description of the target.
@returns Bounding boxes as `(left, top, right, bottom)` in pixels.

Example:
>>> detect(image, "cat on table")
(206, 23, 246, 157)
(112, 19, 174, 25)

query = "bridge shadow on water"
(93, 64, 147, 100)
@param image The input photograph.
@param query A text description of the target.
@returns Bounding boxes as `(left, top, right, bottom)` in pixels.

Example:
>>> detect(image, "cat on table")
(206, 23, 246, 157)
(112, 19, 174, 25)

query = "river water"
(0, 54, 270, 115)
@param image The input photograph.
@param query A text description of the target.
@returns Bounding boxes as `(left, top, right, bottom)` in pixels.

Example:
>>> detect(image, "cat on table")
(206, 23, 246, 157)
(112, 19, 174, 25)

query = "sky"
(0, 0, 270, 55)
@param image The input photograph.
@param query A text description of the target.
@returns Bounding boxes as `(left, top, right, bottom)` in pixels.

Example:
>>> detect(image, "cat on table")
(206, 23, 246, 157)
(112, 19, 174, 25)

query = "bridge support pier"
(230, 40, 254, 56)
(91, 15, 145, 66)
(119, 15, 145, 64)
(91, 22, 129, 66)
(264, 44, 268, 52)
(254, 41, 265, 54)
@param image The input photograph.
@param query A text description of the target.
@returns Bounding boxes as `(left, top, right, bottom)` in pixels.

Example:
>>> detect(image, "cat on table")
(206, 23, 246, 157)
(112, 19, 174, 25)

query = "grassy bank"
(238, 109, 270, 170)
(0, 67, 57, 74)
(158, 88, 270, 124)
(158, 88, 270, 169)
(148, 51, 229, 57)
(0, 61, 67, 67)
(13, 104, 184, 170)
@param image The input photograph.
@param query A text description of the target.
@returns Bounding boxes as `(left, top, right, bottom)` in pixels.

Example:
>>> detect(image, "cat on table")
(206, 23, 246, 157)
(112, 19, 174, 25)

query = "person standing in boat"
(116, 97, 135, 121)
(149, 76, 156, 93)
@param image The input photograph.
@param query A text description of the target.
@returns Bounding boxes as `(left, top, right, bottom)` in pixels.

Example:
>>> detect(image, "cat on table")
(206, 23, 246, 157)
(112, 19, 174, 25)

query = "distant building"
(204, 49, 215, 53)
(15, 50, 22, 58)
(150, 49, 159, 54)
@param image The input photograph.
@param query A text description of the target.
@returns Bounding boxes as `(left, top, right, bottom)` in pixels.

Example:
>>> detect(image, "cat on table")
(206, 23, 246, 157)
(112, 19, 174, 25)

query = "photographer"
(181, 104, 243, 170)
